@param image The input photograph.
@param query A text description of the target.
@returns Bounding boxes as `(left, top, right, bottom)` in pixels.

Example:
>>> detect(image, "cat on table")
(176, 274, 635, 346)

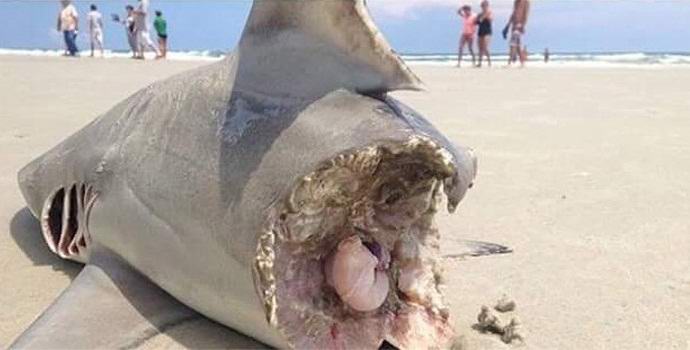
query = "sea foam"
(1, 48, 689, 68)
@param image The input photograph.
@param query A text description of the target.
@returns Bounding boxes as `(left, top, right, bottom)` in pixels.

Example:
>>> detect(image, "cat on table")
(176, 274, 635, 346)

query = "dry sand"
(1, 56, 689, 349)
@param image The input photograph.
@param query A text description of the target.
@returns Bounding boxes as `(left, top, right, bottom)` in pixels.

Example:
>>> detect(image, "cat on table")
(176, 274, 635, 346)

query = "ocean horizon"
(2, 48, 690, 68)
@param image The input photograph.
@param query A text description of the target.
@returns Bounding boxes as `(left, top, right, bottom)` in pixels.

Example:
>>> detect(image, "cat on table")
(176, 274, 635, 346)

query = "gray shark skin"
(13, 1, 486, 349)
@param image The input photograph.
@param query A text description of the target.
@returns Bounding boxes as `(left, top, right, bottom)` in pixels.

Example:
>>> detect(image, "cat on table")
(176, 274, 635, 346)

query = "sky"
(0, 0, 689, 54)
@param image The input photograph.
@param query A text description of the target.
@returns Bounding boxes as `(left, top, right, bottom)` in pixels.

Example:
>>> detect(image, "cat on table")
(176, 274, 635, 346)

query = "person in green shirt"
(153, 10, 167, 59)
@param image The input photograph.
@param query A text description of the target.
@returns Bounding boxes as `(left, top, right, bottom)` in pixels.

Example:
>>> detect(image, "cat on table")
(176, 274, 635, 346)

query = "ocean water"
(402, 52, 690, 68)
(2, 48, 689, 68)
(0, 48, 224, 62)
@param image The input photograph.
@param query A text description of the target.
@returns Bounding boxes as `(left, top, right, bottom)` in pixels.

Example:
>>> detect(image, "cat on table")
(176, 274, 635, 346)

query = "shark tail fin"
(236, 0, 423, 98)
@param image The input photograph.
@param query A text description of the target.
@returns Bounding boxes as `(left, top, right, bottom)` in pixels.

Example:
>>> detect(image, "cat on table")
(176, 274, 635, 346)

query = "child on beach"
(87, 4, 105, 58)
(457, 5, 477, 68)
(154, 11, 168, 59)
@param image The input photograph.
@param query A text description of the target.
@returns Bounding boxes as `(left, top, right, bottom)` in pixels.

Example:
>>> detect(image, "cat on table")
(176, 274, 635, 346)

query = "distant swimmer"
(57, 0, 79, 57)
(457, 5, 477, 67)
(154, 10, 168, 59)
(87, 4, 105, 58)
(476, 1, 493, 68)
(503, 0, 531, 67)
(133, 0, 161, 59)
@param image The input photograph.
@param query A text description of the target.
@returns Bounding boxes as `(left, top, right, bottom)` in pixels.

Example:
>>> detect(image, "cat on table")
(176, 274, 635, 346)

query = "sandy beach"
(1, 55, 689, 349)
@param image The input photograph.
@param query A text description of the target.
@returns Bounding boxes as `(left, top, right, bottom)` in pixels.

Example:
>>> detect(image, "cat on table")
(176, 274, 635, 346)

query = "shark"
(12, 0, 510, 348)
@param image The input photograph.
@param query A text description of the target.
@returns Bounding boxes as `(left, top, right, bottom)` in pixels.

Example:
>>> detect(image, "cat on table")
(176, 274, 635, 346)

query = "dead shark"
(12, 1, 508, 348)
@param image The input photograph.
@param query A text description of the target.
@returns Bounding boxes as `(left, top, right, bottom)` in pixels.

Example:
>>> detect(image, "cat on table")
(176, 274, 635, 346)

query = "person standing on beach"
(154, 11, 168, 59)
(476, 1, 493, 68)
(133, 0, 161, 59)
(112, 6, 138, 57)
(544, 48, 550, 63)
(457, 5, 477, 68)
(57, 0, 79, 57)
(124, 6, 138, 58)
(87, 4, 105, 58)
(503, 0, 530, 67)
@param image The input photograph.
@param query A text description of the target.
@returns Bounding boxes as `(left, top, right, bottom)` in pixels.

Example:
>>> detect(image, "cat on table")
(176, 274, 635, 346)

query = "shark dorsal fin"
(235, 0, 423, 98)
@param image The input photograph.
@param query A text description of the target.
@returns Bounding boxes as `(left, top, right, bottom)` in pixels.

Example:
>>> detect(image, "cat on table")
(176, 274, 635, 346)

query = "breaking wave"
(401, 52, 690, 68)
(1, 48, 689, 68)
(0, 48, 226, 61)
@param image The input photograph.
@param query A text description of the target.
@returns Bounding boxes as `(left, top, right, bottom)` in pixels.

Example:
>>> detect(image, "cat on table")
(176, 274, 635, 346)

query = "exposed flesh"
(256, 138, 459, 349)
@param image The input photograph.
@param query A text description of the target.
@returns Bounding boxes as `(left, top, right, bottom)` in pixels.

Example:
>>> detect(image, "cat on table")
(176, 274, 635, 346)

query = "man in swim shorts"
(133, 0, 161, 59)
(457, 5, 477, 68)
(504, 0, 530, 67)
(87, 4, 105, 57)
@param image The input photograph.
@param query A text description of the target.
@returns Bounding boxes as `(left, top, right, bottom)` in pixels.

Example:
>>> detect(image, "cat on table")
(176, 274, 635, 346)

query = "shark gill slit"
(41, 182, 95, 260)
(46, 188, 65, 249)
(58, 184, 78, 254)
(77, 184, 88, 249)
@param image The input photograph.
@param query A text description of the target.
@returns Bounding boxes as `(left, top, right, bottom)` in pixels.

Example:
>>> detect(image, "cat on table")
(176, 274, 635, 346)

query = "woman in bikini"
(476, 0, 493, 68)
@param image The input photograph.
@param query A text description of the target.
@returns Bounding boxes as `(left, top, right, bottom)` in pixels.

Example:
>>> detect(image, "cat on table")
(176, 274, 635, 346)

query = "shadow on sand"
(10, 207, 81, 279)
(9, 207, 268, 349)
(146, 318, 269, 349)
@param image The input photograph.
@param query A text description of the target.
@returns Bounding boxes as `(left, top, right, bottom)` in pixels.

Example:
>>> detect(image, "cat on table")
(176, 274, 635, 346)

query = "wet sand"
(1, 56, 689, 349)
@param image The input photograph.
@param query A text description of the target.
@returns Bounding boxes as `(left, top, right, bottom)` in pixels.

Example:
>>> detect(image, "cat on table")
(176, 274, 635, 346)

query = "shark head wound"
(255, 136, 472, 348)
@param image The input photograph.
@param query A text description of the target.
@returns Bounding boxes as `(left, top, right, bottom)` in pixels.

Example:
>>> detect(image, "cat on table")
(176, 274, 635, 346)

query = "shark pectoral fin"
(10, 253, 201, 349)
(443, 240, 514, 260)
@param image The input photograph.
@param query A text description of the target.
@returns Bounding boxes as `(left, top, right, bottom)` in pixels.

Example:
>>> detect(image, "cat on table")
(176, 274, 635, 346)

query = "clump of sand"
(474, 296, 524, 345)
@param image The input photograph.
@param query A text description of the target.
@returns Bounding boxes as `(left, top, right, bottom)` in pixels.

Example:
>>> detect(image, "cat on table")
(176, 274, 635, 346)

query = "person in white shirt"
(87, 4, 105, 57)
(132, 0, 160, 59)
(57, 0, 79, 56)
